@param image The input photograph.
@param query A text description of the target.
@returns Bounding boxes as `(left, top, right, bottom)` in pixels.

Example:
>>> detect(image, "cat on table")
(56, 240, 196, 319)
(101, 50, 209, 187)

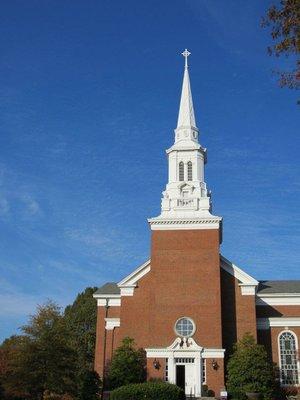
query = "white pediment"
(167, 337, 203, 351)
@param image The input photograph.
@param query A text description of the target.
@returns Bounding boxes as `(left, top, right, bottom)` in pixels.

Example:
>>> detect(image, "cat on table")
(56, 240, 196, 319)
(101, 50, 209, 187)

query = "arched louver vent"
(179, 162, 184, 181)
(187, 161, 193, 181)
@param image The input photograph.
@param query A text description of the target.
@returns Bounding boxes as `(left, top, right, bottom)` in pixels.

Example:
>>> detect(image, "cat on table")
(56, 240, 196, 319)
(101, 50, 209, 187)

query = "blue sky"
(0, 0, 299, 342)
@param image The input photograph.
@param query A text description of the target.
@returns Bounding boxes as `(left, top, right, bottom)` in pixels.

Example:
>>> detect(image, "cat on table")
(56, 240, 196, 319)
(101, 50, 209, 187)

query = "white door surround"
(146, 337, 225, 397)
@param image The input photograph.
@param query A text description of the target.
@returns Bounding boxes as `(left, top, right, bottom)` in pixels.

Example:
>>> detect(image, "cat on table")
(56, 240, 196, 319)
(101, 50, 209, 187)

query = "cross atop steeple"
(181, 49, 191, 69)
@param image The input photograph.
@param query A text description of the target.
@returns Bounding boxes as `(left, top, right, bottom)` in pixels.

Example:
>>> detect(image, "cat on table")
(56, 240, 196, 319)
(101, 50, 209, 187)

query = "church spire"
(174, 49, 199, 146)
(177, 49, 197, 129)
(148, 49, 222, 230)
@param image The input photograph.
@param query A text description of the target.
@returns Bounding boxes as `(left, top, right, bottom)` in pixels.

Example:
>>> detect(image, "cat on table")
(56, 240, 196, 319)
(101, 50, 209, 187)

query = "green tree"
(20, 301, 76, 398)
(262, 0, 300, 90)
(0, 301, 76, 399)
(226, 333, 275, 400)
(78, 370, 101, 400)
(108, 337, 146, 390)
(64, 287, 97, 372)
(0, 335, 30, 399)
(64, 287, 98, 394)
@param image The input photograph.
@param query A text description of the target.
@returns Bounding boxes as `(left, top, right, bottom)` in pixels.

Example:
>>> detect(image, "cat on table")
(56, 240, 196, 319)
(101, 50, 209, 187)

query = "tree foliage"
(262, 0, 300, 89)
(226, 333, 275, 400)
(0, 335, 30, 399)
(108, 337, 146, 390)
(0, 288, 99, 400)
(0, 302, 76, 399)
(64, 287, 97, 372)
(77, 370, 101, 400)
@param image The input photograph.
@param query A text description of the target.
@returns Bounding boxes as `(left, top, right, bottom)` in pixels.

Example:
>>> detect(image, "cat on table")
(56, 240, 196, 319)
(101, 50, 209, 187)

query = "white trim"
(93, 293, 120, 299)
(256, 294, 300, 306)
(278, 330, 300, 387)
(220, 255, 258, 296)
(257, 318, 300, 330)
(105, 318, 120, 330)
(97, 298, 121, 307)
(145, 338, 224, 398)
(202, 349, 225, 359)
(120, 286, 135, 296)
(117, 260, 151, 297)
(148, 217, 221, 231)
(239, 284, 257, 296)
(174, 317, 196, 338)
(145, 338, 225, 359)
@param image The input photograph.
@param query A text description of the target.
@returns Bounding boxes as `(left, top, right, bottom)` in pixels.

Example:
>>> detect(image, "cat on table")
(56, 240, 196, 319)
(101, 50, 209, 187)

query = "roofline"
(93, 293, 121, 299)
(220, 255, 259, 286)
(118, 259, 151, 287)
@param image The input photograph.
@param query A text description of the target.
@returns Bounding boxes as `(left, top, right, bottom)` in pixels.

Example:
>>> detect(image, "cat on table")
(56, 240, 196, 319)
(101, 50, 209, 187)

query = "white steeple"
(148, 50, 222, 230)
(177, 49, 196, 129)
(173, 49, 199, 148)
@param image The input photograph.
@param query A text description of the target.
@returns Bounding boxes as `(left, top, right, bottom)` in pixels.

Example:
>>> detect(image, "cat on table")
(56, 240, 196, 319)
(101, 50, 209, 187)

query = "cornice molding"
(105, 318, 120, 330)
(256, 294, 300, 306)
(145, 337, 225, 359)
(257, 317, 300, 330)
(220, 255, 258, 296)
(96, 298, 121, 307)
(148, 216, 222, 230)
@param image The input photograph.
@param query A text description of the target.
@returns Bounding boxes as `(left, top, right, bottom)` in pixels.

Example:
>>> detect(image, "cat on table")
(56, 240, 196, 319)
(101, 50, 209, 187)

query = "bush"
(227, 333, 275, 400)
(110, 381, 185, 400)
(78, 370, 101, 400)
(107, 337, 146, 389)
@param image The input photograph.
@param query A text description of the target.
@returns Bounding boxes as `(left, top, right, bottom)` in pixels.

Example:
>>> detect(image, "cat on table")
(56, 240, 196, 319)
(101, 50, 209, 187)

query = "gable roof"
(220, 255, 258, 285)
(258, 281, 300, 294)
(94, 257, 300, 298)
(94, 282, 120, 296)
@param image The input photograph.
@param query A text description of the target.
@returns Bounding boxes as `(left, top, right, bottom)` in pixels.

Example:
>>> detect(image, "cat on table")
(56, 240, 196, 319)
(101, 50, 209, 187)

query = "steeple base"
(148, 214, 222, 231)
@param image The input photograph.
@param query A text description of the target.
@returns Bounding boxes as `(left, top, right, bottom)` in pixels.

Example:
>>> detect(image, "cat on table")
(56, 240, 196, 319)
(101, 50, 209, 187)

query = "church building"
(94, 50, 300, 398)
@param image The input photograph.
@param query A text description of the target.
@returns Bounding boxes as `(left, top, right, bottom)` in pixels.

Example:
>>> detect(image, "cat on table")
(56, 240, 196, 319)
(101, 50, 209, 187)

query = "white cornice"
(97, 298, 121, 307)
(118, 260, 151, 297)
(148, 216, 221, 231)
(202, 349, 225, 359)
(220, 255, 258, 296)
(145, 337, 225, 359)
(257, 317, 300, 330)
(118, 259, 150, 287)
(105, 318, 120, 330)
(256, 294, 300, 306)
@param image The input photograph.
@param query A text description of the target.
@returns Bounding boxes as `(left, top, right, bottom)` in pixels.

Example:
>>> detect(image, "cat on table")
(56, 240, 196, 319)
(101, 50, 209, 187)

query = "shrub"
(107, 337, 146, 389)
(227, 333, 275, 400)
(78, 370, 101, 400)
(110, 381, 185, 400)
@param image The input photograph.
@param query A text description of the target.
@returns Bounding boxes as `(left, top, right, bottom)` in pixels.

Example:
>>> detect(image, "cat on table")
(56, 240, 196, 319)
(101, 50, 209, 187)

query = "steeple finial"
(181, 49, 191, 69)
(177, 49, 197, 130)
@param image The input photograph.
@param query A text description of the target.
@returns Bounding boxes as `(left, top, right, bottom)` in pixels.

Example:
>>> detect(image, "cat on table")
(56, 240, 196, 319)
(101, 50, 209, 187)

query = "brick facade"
(94, 229, 300, 396)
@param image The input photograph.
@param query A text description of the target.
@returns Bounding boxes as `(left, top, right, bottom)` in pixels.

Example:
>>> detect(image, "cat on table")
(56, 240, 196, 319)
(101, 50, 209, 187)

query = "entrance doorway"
(176, 365, 185, 391)
(175, 357, 196, 396)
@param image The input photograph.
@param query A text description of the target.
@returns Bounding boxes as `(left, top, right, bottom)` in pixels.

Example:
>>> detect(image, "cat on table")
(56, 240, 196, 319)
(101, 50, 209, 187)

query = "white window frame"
(174, 317, 196, 338)
(278, 330, 300, 387)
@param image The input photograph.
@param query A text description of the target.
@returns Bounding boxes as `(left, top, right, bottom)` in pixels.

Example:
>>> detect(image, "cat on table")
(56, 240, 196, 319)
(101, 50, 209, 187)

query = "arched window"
(179, 162, 184, 181)
(279, 331, 299, 385)
(187, 161, 193, 181)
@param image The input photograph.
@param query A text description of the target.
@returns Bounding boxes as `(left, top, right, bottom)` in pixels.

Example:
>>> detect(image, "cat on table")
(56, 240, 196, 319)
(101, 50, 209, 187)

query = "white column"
(195, 353, 202, 397)
(167, 352, 176, 384)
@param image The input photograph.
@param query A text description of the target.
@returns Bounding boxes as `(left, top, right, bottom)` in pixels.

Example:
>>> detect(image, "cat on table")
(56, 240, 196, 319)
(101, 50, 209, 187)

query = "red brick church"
(94, 50, 300, 397)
